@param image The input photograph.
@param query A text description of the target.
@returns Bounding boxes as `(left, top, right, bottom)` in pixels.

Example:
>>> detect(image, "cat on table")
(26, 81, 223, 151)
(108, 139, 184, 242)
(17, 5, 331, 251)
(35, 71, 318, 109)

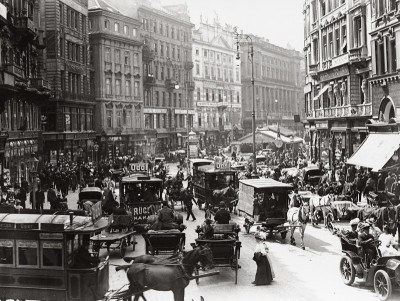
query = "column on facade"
(360, 13, 366, 48)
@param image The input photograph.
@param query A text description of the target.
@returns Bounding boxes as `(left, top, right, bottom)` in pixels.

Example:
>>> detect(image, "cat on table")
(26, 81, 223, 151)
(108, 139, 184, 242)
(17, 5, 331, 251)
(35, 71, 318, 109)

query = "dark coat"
(253, 252, 273, 285)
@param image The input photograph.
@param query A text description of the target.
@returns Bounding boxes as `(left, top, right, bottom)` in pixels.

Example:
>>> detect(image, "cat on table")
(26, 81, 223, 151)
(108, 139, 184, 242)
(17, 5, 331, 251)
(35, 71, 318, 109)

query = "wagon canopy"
(239, 178, 293, 190)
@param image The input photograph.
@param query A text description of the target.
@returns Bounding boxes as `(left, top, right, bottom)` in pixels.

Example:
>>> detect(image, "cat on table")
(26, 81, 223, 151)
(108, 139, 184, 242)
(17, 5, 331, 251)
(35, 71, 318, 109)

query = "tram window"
(17, 240, 39, 267)
(0, 240, 14, 266)
(42, 241, 63, 268)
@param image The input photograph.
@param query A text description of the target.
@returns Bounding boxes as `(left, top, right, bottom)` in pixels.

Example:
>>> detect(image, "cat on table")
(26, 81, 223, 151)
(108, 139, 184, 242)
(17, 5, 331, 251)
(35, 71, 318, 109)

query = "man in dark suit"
(35, 186, 45, 211)
(214, 201, 231, 224)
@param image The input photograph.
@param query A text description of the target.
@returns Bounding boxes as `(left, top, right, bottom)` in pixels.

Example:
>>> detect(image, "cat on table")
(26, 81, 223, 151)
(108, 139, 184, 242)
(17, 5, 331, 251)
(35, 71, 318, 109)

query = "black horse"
(116, 245, 214, 301)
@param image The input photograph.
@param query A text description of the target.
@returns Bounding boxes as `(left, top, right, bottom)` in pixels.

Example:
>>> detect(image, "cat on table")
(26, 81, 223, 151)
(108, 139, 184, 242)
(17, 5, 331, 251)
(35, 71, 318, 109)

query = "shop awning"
(346, 133, 400, 172)
(313, 85, 329, 101)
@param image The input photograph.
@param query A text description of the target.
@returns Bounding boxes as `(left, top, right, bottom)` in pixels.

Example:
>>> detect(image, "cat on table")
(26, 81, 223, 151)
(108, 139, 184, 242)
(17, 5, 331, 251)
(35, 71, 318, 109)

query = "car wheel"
(374, 270, 392, 301)
(339, 255, 355, 285)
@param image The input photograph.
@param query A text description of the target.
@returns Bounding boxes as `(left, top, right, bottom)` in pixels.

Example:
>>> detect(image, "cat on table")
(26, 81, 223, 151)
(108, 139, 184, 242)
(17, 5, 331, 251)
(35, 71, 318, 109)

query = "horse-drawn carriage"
(142, 229, 186, 255)
(238, 178, 292, 239)
(120, 173, 164, 230)
(77, 187, 118, 216)
(193, 223, 242, 284)
(192, 162, 237, 209)
(0, 212, 110, 301)
(336, 229, 400, 300)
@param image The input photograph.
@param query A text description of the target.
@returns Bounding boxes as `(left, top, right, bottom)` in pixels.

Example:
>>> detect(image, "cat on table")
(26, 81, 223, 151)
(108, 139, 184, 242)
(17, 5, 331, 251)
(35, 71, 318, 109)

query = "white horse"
(286, 203, 311, 250)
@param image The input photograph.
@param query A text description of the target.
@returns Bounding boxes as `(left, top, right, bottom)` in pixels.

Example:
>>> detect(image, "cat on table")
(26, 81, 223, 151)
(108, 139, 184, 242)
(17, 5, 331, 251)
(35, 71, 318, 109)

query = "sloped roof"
(88, 0, 121, 13)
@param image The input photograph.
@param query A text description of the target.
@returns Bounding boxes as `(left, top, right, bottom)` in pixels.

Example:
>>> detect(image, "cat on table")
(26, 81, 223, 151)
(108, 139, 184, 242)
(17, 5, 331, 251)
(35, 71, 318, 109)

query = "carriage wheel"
(327, 213, 335, 233)
(374, 270, 392, 301)
(195, 267, 200, 285)
(280, 231, 287, 240)
(120, 239, 127, 258)
(339, 256, 355, 286)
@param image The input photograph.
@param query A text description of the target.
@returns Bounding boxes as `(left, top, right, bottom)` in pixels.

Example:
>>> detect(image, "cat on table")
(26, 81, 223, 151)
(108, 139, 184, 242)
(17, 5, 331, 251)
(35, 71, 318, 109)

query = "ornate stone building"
(40, 0, 95, 164)
(239, 35, 303, 137)
(303, 0, 372, 167)
(192, 20, 242, 147)
(88, 0, 143, 160)
(0, 0, 50, 184)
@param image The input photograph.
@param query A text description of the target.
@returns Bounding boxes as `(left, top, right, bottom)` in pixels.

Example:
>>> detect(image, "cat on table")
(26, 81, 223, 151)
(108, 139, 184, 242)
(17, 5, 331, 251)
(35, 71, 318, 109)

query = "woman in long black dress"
(252, 230, 275, 285)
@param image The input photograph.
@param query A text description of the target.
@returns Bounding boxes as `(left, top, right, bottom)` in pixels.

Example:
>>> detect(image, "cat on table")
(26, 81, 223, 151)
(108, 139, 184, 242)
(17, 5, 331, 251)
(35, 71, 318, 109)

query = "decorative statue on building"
(341, 81, 348, 105)
(333, 83, 340, 106)
(328, 86, 334, 108)
(361, 79, 368, 104)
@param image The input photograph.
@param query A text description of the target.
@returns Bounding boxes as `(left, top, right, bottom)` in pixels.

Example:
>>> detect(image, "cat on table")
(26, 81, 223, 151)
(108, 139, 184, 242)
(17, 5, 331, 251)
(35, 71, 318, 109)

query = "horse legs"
(172, 288, 185, 301)
(299, 223, 306, 250)
(290, 225, 296, 246)
(132, 293, 146, 301)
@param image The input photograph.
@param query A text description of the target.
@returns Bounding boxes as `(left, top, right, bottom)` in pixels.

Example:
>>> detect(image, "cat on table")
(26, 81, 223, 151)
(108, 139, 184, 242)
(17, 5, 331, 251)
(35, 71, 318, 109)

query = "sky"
(160, 0, 304, 51)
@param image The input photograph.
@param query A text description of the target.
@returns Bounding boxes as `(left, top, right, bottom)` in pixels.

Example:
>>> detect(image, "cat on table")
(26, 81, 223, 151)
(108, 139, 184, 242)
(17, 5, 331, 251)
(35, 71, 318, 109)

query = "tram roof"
(190, 158, 214, 165)
(121, 174, 163, 183)
(0, 213, 109, 233)
(239, 178, 293, 189)
(197, 165, 235, 173)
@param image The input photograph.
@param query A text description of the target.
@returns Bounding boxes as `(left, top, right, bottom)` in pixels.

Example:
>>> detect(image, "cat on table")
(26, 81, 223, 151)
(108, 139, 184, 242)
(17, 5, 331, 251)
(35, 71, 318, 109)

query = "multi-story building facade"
(138, 3, 195, 153)
(88, 0, 144, 160)
(240, 35, 303, 137)
(41, 0, 95, 164)
(0, 0, 50, 184)
(369, 1, 400, 122)
(303, 0, 372, 167)
(192, 20, 242, 147)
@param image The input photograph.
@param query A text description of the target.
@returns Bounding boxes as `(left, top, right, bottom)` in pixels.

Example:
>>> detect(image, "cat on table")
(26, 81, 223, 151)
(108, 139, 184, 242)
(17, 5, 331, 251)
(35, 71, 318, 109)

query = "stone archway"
(378, 96, 396, 121)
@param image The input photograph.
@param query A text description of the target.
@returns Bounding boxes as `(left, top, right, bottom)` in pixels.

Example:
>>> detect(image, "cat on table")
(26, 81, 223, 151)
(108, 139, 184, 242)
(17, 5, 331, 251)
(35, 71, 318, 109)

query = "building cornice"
(89, 32, 143, 47)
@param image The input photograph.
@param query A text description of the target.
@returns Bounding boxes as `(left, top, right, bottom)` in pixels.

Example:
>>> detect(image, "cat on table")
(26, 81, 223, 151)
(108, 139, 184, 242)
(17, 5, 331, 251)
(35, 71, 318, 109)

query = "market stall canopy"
(346, 133, 400, 172)
(236, 130, 303, 144)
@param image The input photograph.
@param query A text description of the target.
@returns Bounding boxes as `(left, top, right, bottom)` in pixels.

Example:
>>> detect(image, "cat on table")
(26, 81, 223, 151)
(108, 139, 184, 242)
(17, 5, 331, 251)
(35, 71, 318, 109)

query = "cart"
(193, 223, 242, 284)
(90, 215, 136, 258)
(238, 178, 293, 239)
(142, 229, 186, 255)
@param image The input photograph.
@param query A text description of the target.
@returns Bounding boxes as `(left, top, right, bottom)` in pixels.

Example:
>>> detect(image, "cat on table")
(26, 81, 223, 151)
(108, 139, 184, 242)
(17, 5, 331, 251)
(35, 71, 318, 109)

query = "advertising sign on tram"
(129, 163, 149, 173)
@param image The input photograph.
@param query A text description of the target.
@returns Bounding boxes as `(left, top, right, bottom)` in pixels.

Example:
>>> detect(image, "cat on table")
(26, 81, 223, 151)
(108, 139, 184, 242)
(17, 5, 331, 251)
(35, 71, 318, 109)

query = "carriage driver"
(214, 201, 231, 224)
(357, 222, 379, 268)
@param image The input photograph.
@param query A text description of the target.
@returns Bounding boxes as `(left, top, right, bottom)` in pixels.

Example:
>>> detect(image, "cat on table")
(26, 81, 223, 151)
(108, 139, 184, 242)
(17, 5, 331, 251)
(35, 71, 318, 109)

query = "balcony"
(349, 46, 368, 67)
(142, 47, 155, 62)
(144, 74, 155, 85)
(165, 78, 178, 90)
(29, 78, 50, 91)
(184, 61, 194, 70)
(307, 103, 372, 119)
(309, 63, 319, 75)
(322, 60, 332, 70)
(5, 64, 24, 78)
(185, 81, 195, 90)
(14, 16, 37, 38)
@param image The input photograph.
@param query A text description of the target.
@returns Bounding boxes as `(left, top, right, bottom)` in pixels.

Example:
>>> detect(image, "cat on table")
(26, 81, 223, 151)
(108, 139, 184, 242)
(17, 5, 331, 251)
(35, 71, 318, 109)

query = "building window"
(105, 78, 112, 95)
(123, 25, 128, 34)
(116, 110, 122, 127)
(124, 51, 130, 65)
(104, 20, 110, 29)
(145, 114, 151, 129)
(328, 31, 333, 58)
(114, 22, 119, 32)
(354, 17, 362, 48)
(106, 109, 112, 128)
(132, 28, 137, 36)
(115, 79, 121, 96)
(134, 81, 140, 97)
(322, 34, 327, 61)
(390, 38, 397, 73)
(126, 110, 132, 128)
(335, 28, 340, 56)
(115, 49, 120, 63)
(125, 80, 131, 96)
(133, 53, 139, 66)
(105, 47, 111, 62)
(196, 63, 200, 75)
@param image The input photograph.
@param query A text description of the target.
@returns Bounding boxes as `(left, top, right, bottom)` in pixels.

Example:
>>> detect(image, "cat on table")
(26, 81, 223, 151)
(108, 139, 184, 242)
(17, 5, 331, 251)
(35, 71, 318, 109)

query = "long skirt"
(253, 252, 274, 285)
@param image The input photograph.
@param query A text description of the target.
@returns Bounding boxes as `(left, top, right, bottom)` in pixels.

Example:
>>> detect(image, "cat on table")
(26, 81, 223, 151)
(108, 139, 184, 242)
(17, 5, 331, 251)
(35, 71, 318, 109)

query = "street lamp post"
(27, 153, 39, 210)
(290, 135, 294, 167)
(76, 147, 84, 182)
(234, 27, 257, 177)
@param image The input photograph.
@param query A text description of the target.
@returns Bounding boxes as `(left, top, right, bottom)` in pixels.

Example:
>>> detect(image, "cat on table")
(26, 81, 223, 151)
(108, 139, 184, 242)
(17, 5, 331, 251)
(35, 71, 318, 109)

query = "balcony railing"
(29, 78, 50, 90)
(307, 103, 372, 119)
(349, 46, 368, 63)
(144, 74, 155, 85)
(184, 61, 194, 70)
(14, 16, 36, 36)
(309, 63, 319, 74)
